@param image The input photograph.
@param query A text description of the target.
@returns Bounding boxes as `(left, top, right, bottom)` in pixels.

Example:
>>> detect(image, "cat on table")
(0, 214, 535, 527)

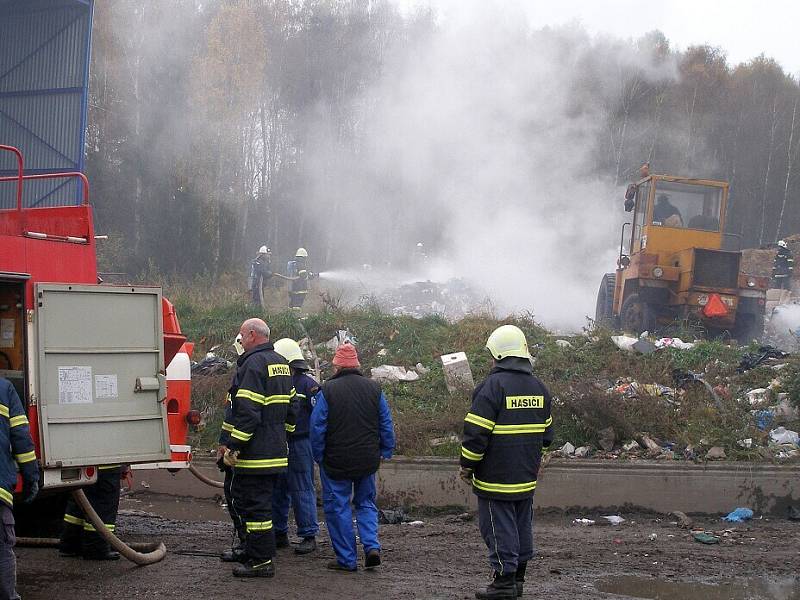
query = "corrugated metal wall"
(0, 0, 93, 208)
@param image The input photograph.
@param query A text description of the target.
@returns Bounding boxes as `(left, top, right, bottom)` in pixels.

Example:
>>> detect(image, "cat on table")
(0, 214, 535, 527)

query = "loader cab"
(629, 176, 727, 262)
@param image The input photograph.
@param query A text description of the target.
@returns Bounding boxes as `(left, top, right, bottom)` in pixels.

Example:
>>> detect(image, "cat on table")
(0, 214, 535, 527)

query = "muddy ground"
(14, 493, 800, 600)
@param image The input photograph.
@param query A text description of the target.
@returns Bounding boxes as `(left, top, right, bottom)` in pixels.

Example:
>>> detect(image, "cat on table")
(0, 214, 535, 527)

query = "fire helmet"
(258, 245, 269, 254)
(273, 338, 309, 370)
(295, 247, 308, 258)
(485, 325, 530, 361)
(778, 240, 788, 249)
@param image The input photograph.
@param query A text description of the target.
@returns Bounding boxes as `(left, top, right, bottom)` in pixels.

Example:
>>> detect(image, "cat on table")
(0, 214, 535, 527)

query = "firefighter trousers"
(272, 437, 319, 539)
(0, 504, 20, 600)
(223, 466, 246, 544)
(229, 472, 277, 562)
(319, 468, 379, 570)
(60, 466, 121, 555)
(477, 495, 534, 576)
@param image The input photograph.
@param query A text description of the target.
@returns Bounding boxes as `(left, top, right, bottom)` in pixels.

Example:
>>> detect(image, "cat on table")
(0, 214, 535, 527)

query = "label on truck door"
(35, 284, 171, 467)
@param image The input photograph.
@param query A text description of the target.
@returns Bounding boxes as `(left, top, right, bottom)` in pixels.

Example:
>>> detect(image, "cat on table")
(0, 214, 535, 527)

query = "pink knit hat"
(332, 343, 360, 368)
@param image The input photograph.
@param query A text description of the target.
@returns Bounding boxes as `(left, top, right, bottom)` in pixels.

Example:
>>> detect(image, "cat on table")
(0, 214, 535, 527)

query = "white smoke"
(303, 1, 678, 330)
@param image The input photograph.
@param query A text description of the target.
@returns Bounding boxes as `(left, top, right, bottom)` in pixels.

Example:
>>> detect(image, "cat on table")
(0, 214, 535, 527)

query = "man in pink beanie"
(310, 343, 395, 571)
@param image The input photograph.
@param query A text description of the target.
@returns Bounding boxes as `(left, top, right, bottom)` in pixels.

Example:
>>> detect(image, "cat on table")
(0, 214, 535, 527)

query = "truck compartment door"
(34, 284, 171, 467)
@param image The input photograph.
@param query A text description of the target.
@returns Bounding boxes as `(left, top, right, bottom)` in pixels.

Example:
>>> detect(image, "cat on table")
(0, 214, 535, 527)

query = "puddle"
(597, 575, 800, 600)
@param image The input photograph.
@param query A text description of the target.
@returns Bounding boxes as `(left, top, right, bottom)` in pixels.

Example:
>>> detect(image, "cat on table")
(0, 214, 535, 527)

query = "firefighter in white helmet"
(287, 248, 311, 309)
(459, 325, 553, 599)
(773, 240, 794, 290)
(249, 246, 273, 307)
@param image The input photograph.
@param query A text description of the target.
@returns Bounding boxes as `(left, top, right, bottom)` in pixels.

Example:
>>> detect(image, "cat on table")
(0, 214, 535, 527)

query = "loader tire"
(620, 293, 656, 335)
(595, 273, 616, 326)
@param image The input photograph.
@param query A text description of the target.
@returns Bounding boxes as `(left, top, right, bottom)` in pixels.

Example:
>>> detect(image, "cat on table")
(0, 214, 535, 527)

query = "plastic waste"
(693, 532, 720, 544)
(769, 427, 799, 446)
(602, 516, 625, 525)
(723, 508, 754, 523)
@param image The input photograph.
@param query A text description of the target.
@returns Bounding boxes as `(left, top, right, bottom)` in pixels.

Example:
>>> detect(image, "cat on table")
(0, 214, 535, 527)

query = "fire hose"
(17, 489, 166, 566)
(188, 463, 224, 488)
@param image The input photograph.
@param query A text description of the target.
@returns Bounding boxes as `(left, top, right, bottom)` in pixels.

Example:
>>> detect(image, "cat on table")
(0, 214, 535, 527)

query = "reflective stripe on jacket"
(460, 358, 553, 501)
(226, 344, 296, 474)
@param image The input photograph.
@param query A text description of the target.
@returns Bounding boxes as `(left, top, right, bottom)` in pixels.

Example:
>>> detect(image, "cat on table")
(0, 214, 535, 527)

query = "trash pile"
(371, 278, 487, 320)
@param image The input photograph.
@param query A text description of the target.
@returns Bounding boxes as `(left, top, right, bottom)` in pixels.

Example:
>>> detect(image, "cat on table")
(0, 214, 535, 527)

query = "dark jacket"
(773, 246, 794, 279)
(310, 369, 395, 480)
(289, 372, 320, 439)
(226, 343, 296, 474)
(460, 358, 553, 501)
(218, 371, 239, 446)
(1, 379, 38, 507)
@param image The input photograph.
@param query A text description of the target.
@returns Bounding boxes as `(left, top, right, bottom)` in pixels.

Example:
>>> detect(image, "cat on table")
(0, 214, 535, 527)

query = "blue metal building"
(0, 0, 93, 208)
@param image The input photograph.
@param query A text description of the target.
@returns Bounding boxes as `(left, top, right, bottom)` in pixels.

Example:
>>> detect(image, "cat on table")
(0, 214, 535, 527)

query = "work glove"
(216, 445, 228, 471)
(22, 478, 39, 504)
(459, 467, 474, 485)
(222, 448, 240, 468)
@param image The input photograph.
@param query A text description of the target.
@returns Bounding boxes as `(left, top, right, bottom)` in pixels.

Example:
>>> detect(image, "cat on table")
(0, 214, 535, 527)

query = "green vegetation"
(177, 292, 799, 460)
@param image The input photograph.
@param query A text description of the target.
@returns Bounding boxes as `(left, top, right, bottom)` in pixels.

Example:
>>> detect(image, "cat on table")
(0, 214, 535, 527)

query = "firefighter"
(59, 465, 123, 560)
(223, 318, 296, 578)
(249, 246, 273, 306)
(1, 378, 39, 600)
(288, 248, 310, 309)
(218, 334, 245, 563)
(272, 338, 320, 555)
(310, 343, 395, 572)
(459, 325, 553, 599)
(773, 240, 794, 290)
(653, 194, 683, 226)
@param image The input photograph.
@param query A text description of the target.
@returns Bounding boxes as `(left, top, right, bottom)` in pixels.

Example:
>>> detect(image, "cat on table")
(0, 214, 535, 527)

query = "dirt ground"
(14, 494, 800, 600)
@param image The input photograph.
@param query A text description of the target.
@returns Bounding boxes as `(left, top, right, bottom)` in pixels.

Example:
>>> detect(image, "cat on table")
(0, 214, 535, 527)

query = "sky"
(397, 0, 800, 76)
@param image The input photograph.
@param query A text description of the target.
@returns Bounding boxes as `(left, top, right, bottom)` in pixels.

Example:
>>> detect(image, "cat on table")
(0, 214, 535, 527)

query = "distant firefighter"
(639, 162, 650, 178)
(773, 240, 794, 290)
(288, 248, 311, 310)
(249, 246, 273, 307)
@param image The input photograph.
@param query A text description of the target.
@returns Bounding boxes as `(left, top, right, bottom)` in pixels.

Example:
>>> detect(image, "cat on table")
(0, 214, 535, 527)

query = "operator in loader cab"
(653, 194, 683, 227)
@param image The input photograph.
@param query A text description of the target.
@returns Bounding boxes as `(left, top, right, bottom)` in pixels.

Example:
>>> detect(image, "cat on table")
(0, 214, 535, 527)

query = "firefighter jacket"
(290, 371, 320, 439)
(773, 246, 794, 279)
(0, 379, 38, 508)
(460, 358, 553, 501)
(218, 371, 240, 446)
(226, 343, 296, 474)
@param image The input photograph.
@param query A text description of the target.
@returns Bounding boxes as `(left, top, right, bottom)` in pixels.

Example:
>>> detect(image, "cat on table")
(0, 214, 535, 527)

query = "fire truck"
(0, 0, 196, 512)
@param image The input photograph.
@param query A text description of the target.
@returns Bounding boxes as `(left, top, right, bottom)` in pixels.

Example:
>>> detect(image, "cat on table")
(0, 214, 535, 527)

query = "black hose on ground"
(71, 488, 166, 565)
(16, 537, 159, 553)
(188, 464, 224, 489)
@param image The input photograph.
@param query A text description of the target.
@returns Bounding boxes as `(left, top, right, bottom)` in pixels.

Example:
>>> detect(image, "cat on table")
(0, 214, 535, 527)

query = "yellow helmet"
(273, 338, 308, 369)
(295, 247, 308, 258)
(485, 325, 530, 361)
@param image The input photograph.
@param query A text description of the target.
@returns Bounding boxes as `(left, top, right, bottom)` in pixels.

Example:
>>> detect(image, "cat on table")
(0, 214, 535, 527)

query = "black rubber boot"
(515, 562, 527, 597)
(220, 546, 247, 563)
(275, 532, 290, 548)
(232, 558, 275, 578)
(475, 572, 517, 600)
(364, 549, 381, 569)
(295, 537, 316, 555)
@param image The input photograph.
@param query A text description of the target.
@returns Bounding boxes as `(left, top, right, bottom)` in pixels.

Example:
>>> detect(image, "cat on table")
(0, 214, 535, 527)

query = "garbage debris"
(723, 507, 754, 523)
(559, 442, 576, 456)
(374, 278, 486, 320)
(705, 446, 727, 460)
(672, 369, 723, 410)
(639, 435, 661, 452)
(378, 508, 412, 524)
(622, 440, 640, 452)
(598, 427, 616, 451)
(415, 362, 430, 376)
(191, 352, 233, 376)
(746, 388, 770, 404)
(370, 365, 420, 383)
(573, 446, 591, 458)
(404, 520, 425, 527)
(632, 338, 657, 355)
(737, 438, 753, 449)
(654, 337, 696, 350)
(693, 532, 720, 544)
(769, 427, 799, 446)
(670, 511, 694, 529)
(611, 335, 638, 352)
(572, 518, 595, 526)
(737, 345, 790, 373)
(428, 434, 459, 447)
(753, 410, 775, 431)
(324, 330, 357, 352)
(648, 533, 657, 541)
(555, 339, 573, 348)
(440, 352, 475, 394)
(602, 516, 625, 525)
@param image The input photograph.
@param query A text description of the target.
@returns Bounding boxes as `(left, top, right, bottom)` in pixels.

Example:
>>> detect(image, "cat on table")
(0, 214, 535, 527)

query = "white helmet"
(778, 240, 788, 249)
(295, 247, 308, 258)
(258, 245, 269, 254)
(416, 242, 424, 248)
